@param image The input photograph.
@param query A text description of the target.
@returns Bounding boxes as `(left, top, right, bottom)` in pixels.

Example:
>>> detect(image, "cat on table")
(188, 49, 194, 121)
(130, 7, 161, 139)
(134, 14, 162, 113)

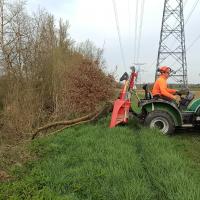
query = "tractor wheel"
(144, 111, 175, 135)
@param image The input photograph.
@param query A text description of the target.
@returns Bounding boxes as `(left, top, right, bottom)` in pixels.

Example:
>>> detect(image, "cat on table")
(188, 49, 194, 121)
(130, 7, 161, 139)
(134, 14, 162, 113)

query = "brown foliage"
(0, 1, 115, 141)
(66, 60, 115, 115)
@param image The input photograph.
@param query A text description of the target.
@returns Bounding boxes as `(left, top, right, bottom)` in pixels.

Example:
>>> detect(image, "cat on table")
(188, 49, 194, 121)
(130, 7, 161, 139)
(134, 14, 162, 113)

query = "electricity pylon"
(155, 0, 188, 87)
(133, 63, 145, 85)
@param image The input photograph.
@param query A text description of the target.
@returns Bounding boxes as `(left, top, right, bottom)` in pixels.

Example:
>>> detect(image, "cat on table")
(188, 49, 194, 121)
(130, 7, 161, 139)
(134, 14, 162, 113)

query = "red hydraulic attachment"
(109, 68, 138, 128)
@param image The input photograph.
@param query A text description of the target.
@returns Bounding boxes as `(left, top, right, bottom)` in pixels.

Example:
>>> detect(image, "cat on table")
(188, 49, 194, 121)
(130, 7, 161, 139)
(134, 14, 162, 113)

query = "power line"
(171, 0, 199, 32)
(112, 0, 126, 70)
(136, 0, 145, 62)
(133, 0, 139, 63)
(185, 0, 200, 24)
(186, 33, 200, 51)
(128, 0, 131, 65)
(149, 0, 199, 69)
(169, 33, 200, 73)
(169, 0, 200, 69)
(169, 0, 199, 49)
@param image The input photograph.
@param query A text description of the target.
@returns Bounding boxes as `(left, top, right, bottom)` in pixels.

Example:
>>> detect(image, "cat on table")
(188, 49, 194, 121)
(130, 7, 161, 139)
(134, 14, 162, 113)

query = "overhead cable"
(187, 34, 200, 51)
(136, 0, 145, 63)
(133, 0, 139, 63)
(169, 0, 200, 67)
(149, 0, 199, 69)
(128, 0, 131, 65)
(112, 0, 126, 70)
(185, 0, 200, 24)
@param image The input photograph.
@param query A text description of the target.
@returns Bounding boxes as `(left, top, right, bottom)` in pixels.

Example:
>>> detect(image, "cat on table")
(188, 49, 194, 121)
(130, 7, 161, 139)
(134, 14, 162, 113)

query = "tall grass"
(1, 118, 200, 199)
(135, 129, 200, 199)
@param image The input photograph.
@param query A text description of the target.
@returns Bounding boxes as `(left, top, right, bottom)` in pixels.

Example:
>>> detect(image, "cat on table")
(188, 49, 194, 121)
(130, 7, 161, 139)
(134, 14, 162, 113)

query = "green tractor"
(110, 69, 200, 134)
(136, 85, 200, 134)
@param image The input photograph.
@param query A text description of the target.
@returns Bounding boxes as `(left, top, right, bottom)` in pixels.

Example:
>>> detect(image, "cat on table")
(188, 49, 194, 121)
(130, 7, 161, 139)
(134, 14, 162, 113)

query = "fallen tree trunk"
(32, 102, 113, 139)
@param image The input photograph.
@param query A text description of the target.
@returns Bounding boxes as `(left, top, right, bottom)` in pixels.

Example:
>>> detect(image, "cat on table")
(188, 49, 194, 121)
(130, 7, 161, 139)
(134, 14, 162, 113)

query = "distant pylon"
(155, 0, 188, 87)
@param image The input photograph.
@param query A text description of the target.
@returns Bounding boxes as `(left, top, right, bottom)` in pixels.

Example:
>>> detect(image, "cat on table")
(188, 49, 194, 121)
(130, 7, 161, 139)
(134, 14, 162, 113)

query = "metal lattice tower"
(155, 0, 188, 87)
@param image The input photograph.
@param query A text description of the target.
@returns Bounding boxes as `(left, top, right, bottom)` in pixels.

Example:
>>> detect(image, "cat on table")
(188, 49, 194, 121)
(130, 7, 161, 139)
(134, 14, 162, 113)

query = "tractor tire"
(144, 111, 175, 135)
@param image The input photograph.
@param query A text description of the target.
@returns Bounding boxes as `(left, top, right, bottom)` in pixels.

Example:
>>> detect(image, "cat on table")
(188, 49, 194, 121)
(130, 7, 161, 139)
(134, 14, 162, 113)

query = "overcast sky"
(26, 0, 200, 84)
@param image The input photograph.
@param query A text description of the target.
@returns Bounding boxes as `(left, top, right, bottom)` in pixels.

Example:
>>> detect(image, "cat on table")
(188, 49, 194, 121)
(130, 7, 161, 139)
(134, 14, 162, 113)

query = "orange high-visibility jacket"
(152, 75, 176, 100)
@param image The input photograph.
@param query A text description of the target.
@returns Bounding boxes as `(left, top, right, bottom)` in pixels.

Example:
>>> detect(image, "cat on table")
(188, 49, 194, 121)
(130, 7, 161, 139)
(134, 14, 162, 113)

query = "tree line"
(0, 0, 115, 141)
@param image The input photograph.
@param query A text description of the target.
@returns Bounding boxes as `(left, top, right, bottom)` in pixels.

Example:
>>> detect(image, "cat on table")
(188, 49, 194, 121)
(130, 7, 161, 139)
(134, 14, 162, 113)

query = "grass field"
(1, 117, 200, 200)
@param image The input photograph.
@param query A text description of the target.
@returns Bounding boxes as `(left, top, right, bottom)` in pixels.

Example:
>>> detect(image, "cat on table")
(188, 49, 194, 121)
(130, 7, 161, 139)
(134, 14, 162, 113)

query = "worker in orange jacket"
(152, 66, 177, 101)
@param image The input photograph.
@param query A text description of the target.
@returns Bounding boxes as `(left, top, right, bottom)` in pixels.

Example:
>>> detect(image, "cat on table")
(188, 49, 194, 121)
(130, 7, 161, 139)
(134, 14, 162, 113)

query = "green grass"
(1, 118, 200, 200)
